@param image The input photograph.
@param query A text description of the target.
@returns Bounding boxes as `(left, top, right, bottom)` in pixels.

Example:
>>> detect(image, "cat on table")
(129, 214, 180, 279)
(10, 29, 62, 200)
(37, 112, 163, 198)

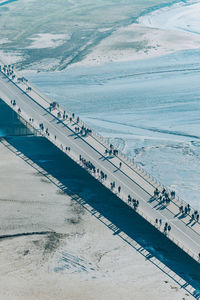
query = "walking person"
(196, 214, 199, 222)
(154, 188, 159, 198)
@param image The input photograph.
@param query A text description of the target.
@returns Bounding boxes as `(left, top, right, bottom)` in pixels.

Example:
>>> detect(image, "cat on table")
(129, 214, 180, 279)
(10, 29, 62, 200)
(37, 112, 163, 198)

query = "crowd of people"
(79, 126, 92, 136)
(79, 155, 96, 173)
(0, 64, 14, 77)
(153, 187, 173, 206)
(79, 156, 107, 182)
(153, 186, 200, 224)
(127, 195, 139, 210)
(153, 185, 200, 239)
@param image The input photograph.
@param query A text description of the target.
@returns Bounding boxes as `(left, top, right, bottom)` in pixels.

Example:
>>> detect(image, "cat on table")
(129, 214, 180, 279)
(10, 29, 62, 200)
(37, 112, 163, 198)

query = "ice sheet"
(23, 49, 200, 209)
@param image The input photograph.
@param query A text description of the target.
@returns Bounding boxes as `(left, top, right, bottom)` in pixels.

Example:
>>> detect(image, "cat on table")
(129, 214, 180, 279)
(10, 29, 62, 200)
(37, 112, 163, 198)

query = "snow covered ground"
(27, 34, 70, 49)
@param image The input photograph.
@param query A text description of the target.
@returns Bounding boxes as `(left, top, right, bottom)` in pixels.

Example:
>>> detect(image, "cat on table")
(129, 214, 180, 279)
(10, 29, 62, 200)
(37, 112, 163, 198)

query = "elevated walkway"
(0, 64, 200, 264)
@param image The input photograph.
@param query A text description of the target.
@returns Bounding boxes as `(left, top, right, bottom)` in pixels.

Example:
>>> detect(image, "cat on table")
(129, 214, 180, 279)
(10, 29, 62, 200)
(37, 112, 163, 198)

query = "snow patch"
(27, 33, 70, 49)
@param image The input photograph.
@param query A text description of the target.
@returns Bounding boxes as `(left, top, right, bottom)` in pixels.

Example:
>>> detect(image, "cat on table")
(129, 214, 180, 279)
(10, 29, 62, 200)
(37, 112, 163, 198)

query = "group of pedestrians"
(104, 144, 119, 157)
(179, 204, 199, 222)
(127, 195, 139, 210)
(10, 99, 16, 106)
(163, 222, 171, 234)
(98, 169, 107, 180)
(110, 181, 115, 190)
(153, 184, 200, 237)
(49, 101, 59, 111)
(154, 187, 172, 206)
(191, 211, 199, 222)
(109, 181, 121, 194)
(154, 187, 200, 226)
(155, 218, 171, 234)
(10, 98, 22, 117)
(79, 155, 110, 184)
(64, 111, 92, 137)
(79, 126, 92, 136)
(155, 218, 162, 227)
(179, 204, 191, 215)
(45, 128, 50, 136)
(11, 99, 22, 116)
(74, 126, 80, 133)
(74, 125, 92, 137)
(1, 64, 14, 77)
(79, 155, 96, 173)
(48, 102, 92, 138)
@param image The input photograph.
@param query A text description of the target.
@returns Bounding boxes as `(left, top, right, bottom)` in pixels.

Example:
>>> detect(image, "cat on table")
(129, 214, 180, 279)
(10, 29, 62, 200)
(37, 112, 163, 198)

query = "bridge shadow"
(2, 135, 200, 299)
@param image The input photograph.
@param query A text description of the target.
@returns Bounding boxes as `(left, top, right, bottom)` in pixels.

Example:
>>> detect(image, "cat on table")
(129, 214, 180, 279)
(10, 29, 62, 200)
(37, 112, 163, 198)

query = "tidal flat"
(1, 0, 200, 299)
